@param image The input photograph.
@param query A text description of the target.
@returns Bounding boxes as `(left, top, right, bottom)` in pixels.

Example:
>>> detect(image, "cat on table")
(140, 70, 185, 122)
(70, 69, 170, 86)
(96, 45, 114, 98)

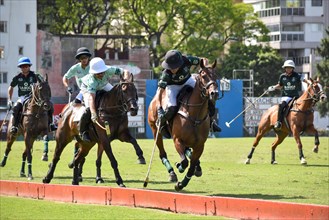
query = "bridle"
(197, 67, 218, 99)
(30, 82, 51, 111)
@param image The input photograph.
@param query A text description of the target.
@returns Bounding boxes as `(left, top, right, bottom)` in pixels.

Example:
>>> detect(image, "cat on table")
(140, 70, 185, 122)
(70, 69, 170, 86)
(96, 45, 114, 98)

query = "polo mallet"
(0, 108, 11, 132)
(225, 90, 269, 128)
(143, 120, 161, 188)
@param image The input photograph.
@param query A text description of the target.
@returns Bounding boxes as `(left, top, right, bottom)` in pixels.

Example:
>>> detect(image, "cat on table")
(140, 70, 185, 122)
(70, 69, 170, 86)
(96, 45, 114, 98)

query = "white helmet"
(89, 57, 109, 74)
(282, 60, 295, 69)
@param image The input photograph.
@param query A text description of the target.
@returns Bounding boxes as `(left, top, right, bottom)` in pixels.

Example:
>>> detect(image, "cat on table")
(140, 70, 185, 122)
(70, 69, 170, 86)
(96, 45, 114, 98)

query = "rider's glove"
(7, 100, 13, 110)
(157, 107, 166, 126)
(67, 87, 73, 94)
(268, 86, 276, 92)
(91, 112, 98, 123)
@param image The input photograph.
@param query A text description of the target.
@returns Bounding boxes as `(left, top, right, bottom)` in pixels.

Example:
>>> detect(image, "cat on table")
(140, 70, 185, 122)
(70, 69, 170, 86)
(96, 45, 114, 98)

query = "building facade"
(0, 0, 37, 102)
(243, 0, 328, 76)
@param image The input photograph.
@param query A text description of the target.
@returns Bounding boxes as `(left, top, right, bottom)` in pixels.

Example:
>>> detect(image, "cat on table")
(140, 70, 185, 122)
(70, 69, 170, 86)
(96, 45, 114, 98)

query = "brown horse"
(0, 75, 52, 180)
(148, 59, 219, 191)
(43, 72, 143, 186)
(246, 78, 327, 165)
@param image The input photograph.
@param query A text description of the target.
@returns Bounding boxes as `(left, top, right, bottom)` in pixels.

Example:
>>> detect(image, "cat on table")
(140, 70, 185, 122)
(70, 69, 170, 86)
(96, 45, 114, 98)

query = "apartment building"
(0, 0, 37, 102)
(243, 0, 328, 77)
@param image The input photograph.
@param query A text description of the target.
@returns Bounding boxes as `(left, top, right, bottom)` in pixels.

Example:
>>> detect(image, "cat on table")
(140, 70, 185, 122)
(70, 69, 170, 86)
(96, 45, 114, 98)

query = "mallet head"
(225, 122, 231, 128)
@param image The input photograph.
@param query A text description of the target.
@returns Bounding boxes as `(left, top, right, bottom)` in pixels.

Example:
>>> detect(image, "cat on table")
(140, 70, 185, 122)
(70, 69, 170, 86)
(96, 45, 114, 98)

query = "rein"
(177, 75, 213, 127)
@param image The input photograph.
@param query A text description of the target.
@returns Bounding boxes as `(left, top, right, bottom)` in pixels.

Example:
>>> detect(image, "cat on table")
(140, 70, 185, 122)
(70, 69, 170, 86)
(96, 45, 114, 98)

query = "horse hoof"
(78, 176, 83, 182)
(194, 166, 202, 177)
(72, 181, 79, 185)
(28, 175, 33, 181)
(119, 183, 126, 188)
(169, 171, 178, 182)
(313, 147, 318, 153)
(42, 178, 50, 184)
(0, 162, 6, 167)
(175, 182, 183, 191)
(68, 162, 74, 169)
(194, 170, 202, 177)
(300, 158, 307, 165)
(137, 156, 146, 164)
(20, 173, 26, 177)
(245, 159, 251, 164)
(96, 177, 104, 184)
(271, 161, 278, 165)
(41, 154, 48, 161)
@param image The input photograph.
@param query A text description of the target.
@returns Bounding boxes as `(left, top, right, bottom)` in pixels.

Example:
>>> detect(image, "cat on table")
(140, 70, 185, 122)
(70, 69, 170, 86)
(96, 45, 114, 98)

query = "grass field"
(0, 136, 328, 206)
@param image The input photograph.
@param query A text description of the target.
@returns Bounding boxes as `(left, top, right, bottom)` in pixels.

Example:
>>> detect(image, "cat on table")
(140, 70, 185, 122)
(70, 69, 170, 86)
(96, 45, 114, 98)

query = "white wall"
(305, 1, 323, 16)
(304, 23, 324, 42)
(0, 0, 37, 100)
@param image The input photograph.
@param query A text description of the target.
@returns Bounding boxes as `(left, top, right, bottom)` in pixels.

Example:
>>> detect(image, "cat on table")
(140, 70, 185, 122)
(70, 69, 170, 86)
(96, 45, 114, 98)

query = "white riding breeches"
(166, 77, 196, 107)
(82, 83, 113, 108)
(281, 96, 292, 103)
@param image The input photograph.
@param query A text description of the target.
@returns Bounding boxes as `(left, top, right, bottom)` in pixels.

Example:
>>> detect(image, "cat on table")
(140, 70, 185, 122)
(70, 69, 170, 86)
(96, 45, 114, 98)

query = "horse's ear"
(200, 58, 205, 69)
(212, 59, 217, 68)
(130, 73, 134, 82)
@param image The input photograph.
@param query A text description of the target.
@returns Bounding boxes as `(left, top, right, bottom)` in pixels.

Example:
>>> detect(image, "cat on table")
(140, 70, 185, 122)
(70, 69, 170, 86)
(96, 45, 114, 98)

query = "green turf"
(0, 136, 328, 206)
(0, 196, 226, 219)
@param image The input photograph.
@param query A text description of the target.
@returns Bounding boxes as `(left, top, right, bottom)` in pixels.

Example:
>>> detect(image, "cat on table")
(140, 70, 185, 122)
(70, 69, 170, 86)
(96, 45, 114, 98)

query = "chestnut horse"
(148, 59, 219, 191)
(246, 78, 327, 165)
(0, 75, 52, 180)
(43, 72, 142, 186)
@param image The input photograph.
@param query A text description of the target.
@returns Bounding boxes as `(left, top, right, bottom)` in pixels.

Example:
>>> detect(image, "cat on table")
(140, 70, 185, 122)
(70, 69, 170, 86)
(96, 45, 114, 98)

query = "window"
(18, 47, 23, 55)
(0, 46, 4, 58)
(26, 24, 30, 33)
(0, 72, 8, 84)
(0, 21, 7, 33)
(312, 0, 322, 6)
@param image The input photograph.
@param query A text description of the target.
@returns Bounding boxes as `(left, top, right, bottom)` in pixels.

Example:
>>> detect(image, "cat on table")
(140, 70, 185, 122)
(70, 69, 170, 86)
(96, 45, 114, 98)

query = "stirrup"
(210, 121, 222, 132)
(80, 131, 91, 142)
(159, 125, 171, 139)
(274, 121, 282, 129)
(10, 126, 18, 134)
(49, 123, 57, 132)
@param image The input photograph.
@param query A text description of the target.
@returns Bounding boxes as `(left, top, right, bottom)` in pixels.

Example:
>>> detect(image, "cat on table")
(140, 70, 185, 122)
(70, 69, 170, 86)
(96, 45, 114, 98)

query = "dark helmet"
(75, 47, 92, 59)
(161, 50, 183, 69)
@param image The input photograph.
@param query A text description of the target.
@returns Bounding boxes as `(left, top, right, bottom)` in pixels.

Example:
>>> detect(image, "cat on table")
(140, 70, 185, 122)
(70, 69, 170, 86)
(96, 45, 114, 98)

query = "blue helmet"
(17, 57, 32, 67)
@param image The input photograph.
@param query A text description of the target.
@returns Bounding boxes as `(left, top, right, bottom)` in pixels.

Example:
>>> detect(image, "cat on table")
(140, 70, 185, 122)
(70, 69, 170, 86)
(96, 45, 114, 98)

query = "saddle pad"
(73, 106, 86, 122)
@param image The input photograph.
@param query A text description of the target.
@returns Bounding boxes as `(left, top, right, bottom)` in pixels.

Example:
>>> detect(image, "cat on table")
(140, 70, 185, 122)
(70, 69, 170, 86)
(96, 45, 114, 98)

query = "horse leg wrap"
(181, 175, 192, 187)
(162, 158, 173, 172)
(177, 159, 188, 173)
(184, 148, 192, 159)
(247, 148, 255, 159)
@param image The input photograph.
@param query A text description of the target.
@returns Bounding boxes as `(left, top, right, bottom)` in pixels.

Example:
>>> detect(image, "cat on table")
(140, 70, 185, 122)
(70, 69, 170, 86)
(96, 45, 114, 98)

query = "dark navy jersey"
(158, 55, 200, 89)
(10, 71, 41, 97)
(278, 71, 302, 98)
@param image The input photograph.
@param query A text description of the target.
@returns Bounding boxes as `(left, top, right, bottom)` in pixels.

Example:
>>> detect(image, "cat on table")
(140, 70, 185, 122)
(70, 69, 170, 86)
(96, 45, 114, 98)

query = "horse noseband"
(202, 80, 218, 98)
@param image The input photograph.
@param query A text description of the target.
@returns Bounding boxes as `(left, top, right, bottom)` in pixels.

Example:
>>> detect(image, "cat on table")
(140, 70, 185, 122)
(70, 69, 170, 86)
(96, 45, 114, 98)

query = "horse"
(43, 72, 144, 186)
(0, 75, 52, 180)
(147, 59, 219, 191)
(245, 78, 327, 165)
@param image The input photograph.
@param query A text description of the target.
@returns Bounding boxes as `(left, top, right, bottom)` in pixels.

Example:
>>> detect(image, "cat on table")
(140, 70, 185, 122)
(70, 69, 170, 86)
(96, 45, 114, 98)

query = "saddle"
(281, 97, 296, 130)
(160, 86, 194, 138)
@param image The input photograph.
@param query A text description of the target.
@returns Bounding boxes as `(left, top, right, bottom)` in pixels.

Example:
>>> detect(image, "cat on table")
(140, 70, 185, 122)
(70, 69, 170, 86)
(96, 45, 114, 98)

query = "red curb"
(1, 180, 328, 219)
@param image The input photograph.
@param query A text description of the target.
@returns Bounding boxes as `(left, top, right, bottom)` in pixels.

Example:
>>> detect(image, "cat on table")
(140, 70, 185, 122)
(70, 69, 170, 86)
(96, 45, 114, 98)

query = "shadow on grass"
(210, 193, 306, 201)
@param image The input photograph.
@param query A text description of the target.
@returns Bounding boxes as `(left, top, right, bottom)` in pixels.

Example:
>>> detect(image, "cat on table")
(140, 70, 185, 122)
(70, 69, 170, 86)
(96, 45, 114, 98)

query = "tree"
(315, 27, 329, 117)
(122, 0, 268, 68)
(219, 43, 283, 96)
(37, 0, 116, 35)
